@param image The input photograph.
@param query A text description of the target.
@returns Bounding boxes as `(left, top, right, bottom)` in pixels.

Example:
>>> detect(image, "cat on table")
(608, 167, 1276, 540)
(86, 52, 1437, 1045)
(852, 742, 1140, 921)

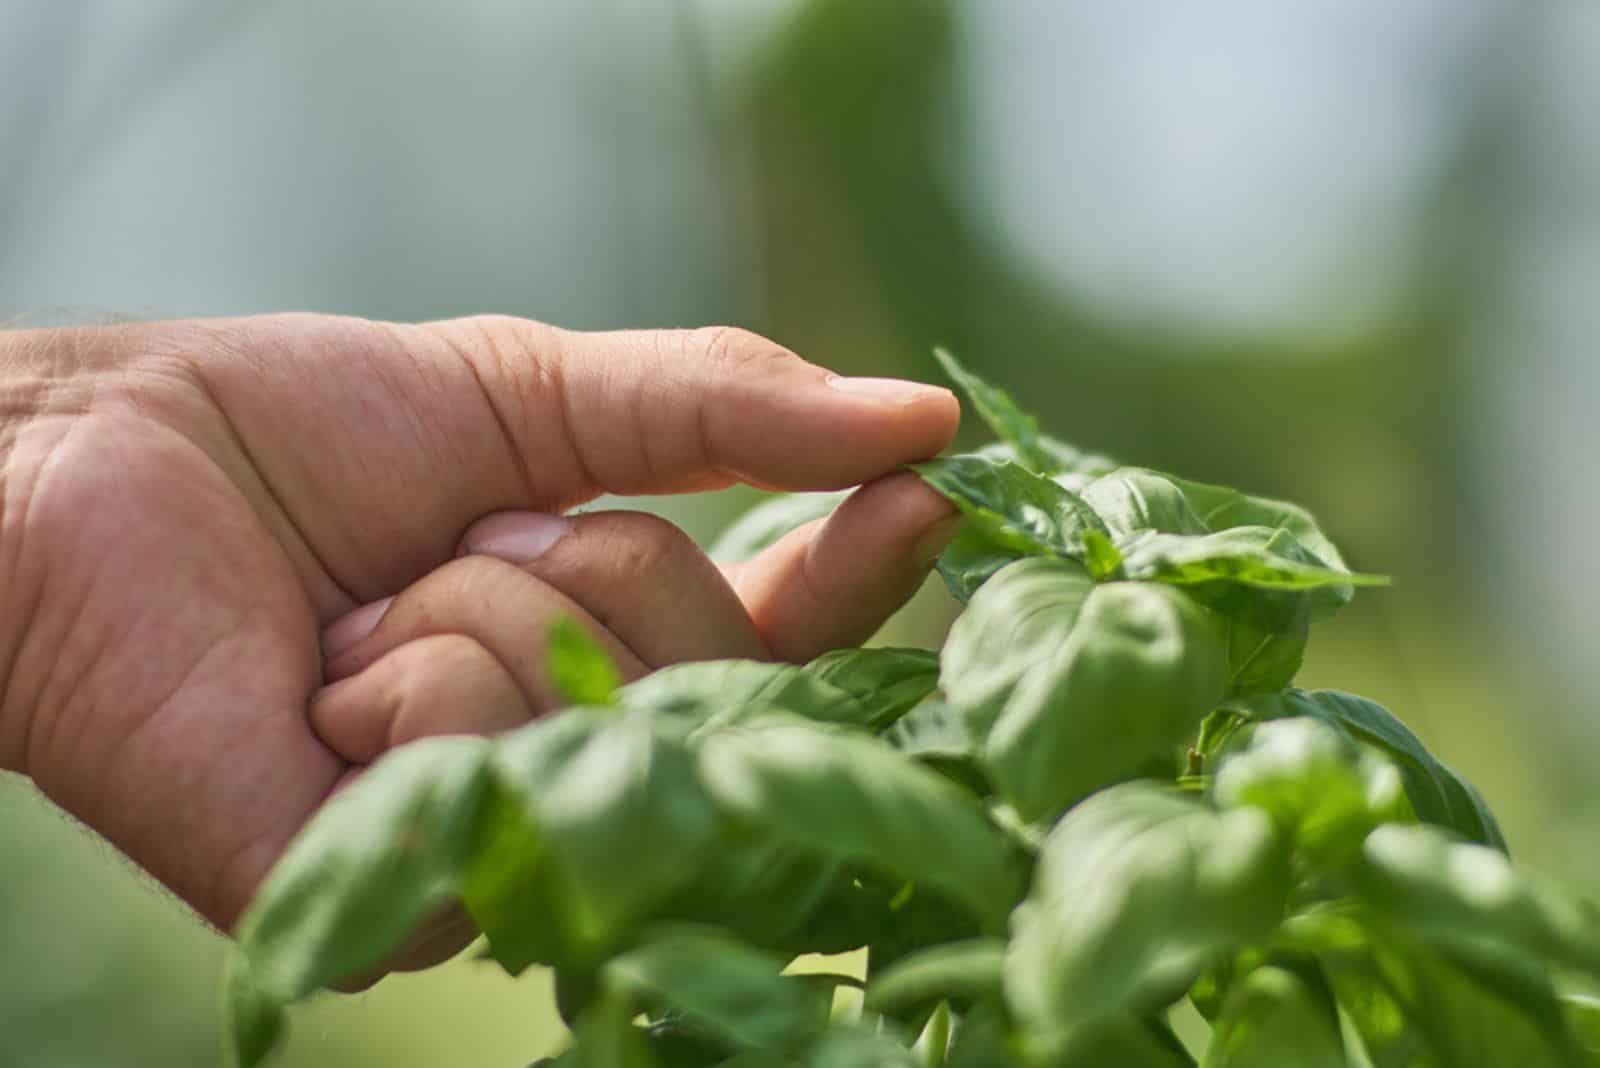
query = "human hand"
(0, 314, 959, 963)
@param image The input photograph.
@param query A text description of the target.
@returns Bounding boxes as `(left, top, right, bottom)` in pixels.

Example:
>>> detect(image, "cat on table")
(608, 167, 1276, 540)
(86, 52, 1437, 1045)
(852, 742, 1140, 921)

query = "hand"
(0, 314, 959, 952)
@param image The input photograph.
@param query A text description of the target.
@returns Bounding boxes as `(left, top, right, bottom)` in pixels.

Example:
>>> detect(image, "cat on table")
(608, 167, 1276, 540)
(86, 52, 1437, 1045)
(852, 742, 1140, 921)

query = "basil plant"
(224, 351, 1600, 1068)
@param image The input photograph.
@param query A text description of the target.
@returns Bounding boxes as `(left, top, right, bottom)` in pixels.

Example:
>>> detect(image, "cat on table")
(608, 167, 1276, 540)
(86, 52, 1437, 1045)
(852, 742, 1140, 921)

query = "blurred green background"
(3, 1, 1597, 1064)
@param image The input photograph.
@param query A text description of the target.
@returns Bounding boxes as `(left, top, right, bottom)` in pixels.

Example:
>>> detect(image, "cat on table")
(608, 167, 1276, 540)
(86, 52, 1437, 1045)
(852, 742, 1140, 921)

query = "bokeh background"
(3, 1, 1597, 1064)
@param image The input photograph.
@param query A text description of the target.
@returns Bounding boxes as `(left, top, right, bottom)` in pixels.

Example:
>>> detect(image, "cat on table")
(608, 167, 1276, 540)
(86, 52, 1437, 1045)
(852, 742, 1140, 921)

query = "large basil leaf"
(1006, 783, 1290, 1059)
(654, 829, 842, 952)
(605, 929, 828, 1052)
(1200, 965, 1344, 1068)
(227, 736, 497, 1065)
(913, 455, 1109, 561)
(1213, 717, 1406, 864)
(711, 490, 851, 563)
(1229, 689, 1506, 851)
(466, 708, 720, 971)
(985, 581, 1229, 821)
(939, 556, 1096, 739)
(1080, 468, 1210, 539)
(695, 716, 1021, 931)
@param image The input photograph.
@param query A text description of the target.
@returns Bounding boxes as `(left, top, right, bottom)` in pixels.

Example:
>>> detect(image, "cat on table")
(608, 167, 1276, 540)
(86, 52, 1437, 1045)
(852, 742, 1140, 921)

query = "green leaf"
(1561, 994, 1600, 1055)
(1221, 615, 1307, 697)
(1080, 468, 1210, 539)
(1355, 824, 1600, 980)
(233, 736, 495, 999)
(933, 348, 1056, 475)
(1117, 526, 1386, 607)
(933, 525, 1028, 603)
(547, 618, 622, 706)
(1200, 965, 1344, 1068)
(1284, 905, 1588, 1068)
(1229, 689, 1506, 851)
(913, 455, 1110, 561)
(939, 556, 1097, 740)
(619, 660, 870, 730)
(565, 990, 662, 1068)
(863, 938, 1007, 1017)
(696, 716, 1022, 931)
(466, 709, 721, 971)
(1212, 718, 1406, 864)
(1059, 1018, 1199, 1067)
(655, 831, 843, 952)
(985, 581, 1230, 821)
(1164, 475, 1350, 575)
(1006, 783, 1290, 1058)
(801, 647, 941, 730)
(223, 954, 285, 1068)
(711, 490, 851, 563)
(605, 929, 828, 1052)
(803, 1029, 922, 1068)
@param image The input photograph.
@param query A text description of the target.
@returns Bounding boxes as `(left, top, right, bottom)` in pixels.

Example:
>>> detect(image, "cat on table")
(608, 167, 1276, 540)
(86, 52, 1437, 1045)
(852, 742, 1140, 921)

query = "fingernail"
(827, 375, 955, 404)
(461, 511, 571, 564)
(322, 596, 394, 659)
(913, 515, 965, 568)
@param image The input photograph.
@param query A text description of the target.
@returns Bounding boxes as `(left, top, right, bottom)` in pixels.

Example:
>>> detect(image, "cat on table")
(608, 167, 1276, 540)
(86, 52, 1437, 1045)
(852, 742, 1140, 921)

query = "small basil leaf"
(1355, 824, 1600, 980)
(1200, 966, 1344, 1068)
(1213, 718, 1406, 864)
(985, 581, 1229, 821)
(934, 348, 1057, 475)
(224, 954, 286, 1068)
(801, 648, 940, 730)
(696, 716, 1022, 931)
(913, 455, 1110, 560)
(803, 1029, 921, 1068)
(1080, 468, 1210, 539)
(939, 557, 1096, 740)
(1162, 475, 1349, 575)
(1229, 689, 1506, 851)
(605, 929, 827, 1052)
(933, 524, 1027, 602)
(711, 490, 851, 563)
(1006, 783, 1290, 1058)
(547, 618, 621, 706)
(862, 938, 1006, 1017)
(1220, 614, 1307, 697)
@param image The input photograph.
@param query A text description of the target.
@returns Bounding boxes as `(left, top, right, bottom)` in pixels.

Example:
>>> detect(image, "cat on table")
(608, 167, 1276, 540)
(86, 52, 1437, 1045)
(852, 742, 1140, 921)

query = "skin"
(0, 313, 961, 979)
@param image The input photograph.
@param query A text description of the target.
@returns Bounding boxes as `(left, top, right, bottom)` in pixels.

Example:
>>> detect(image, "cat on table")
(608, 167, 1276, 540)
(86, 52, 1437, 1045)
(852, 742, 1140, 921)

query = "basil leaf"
(985, 581, 1229, 821)
(940, 556, 1096, 739)
(1080, 468, 1210, 539)
(696, 716, 1021, 931)
(711, 490, 851, 563)
(548, 618, 622, 706)
(1355, 824, 1600, 979)
(803, 1029, 921, 1068)
(934, 348, 1056, 475)
(1213, 718, 1406, 864)
(467, 709, 720, 971)
(801, 647, 940, 730)
(1116, 527, 1387, 621)
(934, 524, 1027, 602)
(620, 660, 868, 729)
(1221, 615, 1307, 697)
(565, 991, 662, 1068)
(913, 455, 1109, 560)
(1229, 689, 1506, 851)
(1164, 475, 1350, 575)
(224, 953, 285, 1068)
(862, 938, 1006, 1017)
(605, 929, 827, 1052)
(1201, 965, 1344, 1068)
(655, 833, 842, 952)
(233, 735, 494, 994)
(1562, 994, 1600, 1055)
(1006, 783, 1290, 1058)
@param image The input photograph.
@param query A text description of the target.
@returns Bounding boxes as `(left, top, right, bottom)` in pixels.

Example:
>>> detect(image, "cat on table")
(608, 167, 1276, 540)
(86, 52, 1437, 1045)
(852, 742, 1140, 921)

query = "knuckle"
(688, 325, 796, 376)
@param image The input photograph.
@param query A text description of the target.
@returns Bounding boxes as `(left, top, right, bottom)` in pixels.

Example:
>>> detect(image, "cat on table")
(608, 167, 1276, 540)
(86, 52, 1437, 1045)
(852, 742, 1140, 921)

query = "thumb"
(423, 318, 960, 501)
